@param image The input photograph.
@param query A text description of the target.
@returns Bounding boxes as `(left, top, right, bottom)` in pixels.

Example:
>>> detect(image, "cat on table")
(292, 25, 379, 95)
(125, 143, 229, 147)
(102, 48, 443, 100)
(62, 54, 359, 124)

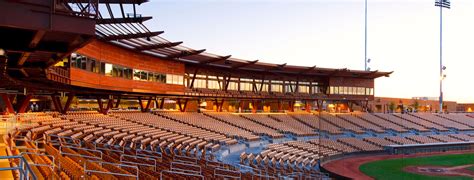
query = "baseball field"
(359, 153, 474, 180)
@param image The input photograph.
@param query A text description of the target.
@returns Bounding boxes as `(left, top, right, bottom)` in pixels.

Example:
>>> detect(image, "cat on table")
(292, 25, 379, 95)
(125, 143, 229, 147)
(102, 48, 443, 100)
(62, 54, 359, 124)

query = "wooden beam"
(159, 98, 165, 109)
(232, 60, 258, 69)
(17, 52, 31, 66)
(97, 97, 104, 114)
(97, 17, 153, 24)
(199, 55, 231, 65)
(101, 31, 163, 41)
(138, 97, 144, 112)
(189, 68, 199, 89)
(115, 95, 121, 108)
(135, 41, 182, 51)
(54, 96, 63, 113)
(101, 97, 114, 114)
(219, 99, 224, 112)
(1, 94, 15, 114)
(62, 93, 75, 114)
(65, 0, 149, 4)
(144, 96, 153, 112)
(167, 49, 206, 59)
(177, 98, 183, 112)
(182, 99, 189, 112)
(299, 65, 317, 74)
(29, 31, 46, 49)
(17, 94, 32, 113)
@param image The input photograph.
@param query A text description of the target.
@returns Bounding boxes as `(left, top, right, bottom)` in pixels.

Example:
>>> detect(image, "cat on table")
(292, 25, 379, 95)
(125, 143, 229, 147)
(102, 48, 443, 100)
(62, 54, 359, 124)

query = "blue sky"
(139, 0, 474, 103)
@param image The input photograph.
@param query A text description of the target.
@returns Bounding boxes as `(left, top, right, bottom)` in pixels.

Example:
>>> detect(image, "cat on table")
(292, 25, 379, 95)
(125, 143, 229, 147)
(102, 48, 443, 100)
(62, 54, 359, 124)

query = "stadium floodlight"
(435, 0, 450, 113)
(364, 0, 368, 71)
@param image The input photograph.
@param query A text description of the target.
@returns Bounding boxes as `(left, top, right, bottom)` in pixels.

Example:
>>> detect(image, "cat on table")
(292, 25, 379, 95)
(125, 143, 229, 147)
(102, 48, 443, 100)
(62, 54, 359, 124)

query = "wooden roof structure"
(94, 1, 392, 79)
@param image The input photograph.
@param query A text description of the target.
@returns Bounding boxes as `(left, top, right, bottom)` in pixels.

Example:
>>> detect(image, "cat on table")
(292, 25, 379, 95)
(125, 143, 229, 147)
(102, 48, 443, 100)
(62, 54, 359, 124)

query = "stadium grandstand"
(0, 0, 473, 180)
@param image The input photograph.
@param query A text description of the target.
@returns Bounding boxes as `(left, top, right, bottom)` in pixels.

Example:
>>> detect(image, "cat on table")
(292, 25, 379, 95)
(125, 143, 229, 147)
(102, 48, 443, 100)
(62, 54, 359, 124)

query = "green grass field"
(359, 153, 474, 180)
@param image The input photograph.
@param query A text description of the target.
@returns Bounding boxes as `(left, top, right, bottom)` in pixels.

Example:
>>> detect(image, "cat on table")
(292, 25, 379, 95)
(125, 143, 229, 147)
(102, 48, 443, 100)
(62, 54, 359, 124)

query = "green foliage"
(388, 102, 396, 112)
(359, 153, 474, 180)
(411, 100, 420, 111)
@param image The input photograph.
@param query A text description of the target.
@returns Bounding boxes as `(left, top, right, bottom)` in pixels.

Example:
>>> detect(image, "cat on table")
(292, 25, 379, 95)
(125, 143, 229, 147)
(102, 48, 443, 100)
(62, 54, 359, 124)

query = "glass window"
(133, 70, 141, 80)
(299, 85, 309, 93)
(104, 63, 113, 76)
(228, 82, 238, 90)
(271, 84, 282, 92)
(261, 84, 269, 92)
(153, 73, 161, 82)
(126, 68, 133, 79)
(112, 65, 119, 77)
(140, 71, 147, 81)
(99, 62, 105, 75)
(80, 56, 87, 70)
(70, 53, 77, 68)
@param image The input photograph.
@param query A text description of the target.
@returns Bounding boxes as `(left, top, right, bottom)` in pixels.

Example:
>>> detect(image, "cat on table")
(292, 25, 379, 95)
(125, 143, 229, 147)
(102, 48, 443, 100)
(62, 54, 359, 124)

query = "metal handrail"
(59, 146, 102, 160)
(170, 161, 202, 175)
(160, 170, 204, 180)
(120, 154, 157, 171)
(0, 156, 38, 180)
(85, 160, 138, 180)
(45, 134, 81, 147)
(20, 152, 55, 172)
(214, 168, 241, 179)
(94, 142, 124, 153)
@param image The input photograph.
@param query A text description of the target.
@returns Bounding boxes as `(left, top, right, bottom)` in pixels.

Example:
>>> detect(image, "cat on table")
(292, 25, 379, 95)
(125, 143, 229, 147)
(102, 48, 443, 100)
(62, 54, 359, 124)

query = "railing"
(173, 154, 198, 164)
(170, 161, 202, 175)
(59, 145, 103, 161)
(120, 154, 156, 171)
(0, 156, 38, 180)
(45, 134, 81, 147)
(20, 152, 55, 172)
(46, 66, 70, 84)
(160, 170, 204, 180)
(56, 0, 99, 19)
(214, 168, 241, 179)
(85, 160, 139, 180)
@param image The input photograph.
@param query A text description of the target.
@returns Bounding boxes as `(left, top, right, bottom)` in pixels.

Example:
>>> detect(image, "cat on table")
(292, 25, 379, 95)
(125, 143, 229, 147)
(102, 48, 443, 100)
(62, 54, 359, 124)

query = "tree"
(411, 100, 420, 112)
(388, 102, 396, 113)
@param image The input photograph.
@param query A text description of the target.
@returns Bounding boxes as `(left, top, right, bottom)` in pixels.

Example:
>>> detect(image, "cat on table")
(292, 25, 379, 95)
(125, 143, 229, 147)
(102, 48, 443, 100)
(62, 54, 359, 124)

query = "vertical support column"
(138, 97, 144, 112)
(177, 98, 182, 112)
(219, 99, 225, 112)
(62, 93, 75, 114)
(1, 93, 15, 114)
(160, 98, 165, 109)
(305, 101, 311, 113)
(214, 99, 219, 112)
(316, 99, 322, 113)
(144, 96, 153, 112)
(288, 100, 295, 112)
(277, 100, 282, 112)
(103, 96, 114, 114)
(239, 100, 244, 113)
(115, 95, 121, 108)
(97, 96, 104, 114)
(52, 95, 63, 113)
(176, 98, 188, 112)
(251, 100, 256, 114)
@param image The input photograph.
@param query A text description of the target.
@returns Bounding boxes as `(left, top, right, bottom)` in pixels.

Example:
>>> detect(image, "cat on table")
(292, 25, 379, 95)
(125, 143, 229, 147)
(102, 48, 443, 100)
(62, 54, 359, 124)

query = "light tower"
(364, 0, 368, 71)
(435, 0, 450, 113)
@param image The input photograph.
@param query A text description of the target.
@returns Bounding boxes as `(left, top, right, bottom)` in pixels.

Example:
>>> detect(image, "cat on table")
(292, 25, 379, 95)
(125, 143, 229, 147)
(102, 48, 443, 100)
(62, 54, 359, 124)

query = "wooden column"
(114, 95, 121, 108)
(1, 93, 15, 114)
(97, 97, 104, 114)
(305, 101, 311, 113)
(62, 93, 75, 114)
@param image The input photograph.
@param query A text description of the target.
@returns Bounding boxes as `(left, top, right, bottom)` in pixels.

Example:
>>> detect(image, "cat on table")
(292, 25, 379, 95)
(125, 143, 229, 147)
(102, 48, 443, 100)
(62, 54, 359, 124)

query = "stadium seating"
(3, 111, 474, 179)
